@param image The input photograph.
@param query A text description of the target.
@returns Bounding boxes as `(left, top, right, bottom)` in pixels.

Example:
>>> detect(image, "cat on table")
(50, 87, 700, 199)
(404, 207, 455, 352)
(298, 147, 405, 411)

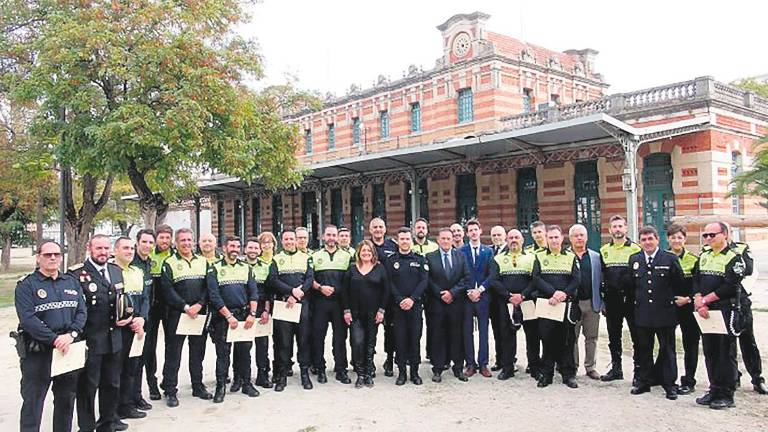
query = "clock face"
(452, 33, 471, 58)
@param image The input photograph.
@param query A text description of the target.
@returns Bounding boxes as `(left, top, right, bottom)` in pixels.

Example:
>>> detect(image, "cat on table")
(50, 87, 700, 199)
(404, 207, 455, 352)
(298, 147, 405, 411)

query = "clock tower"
(436, 11, 490, 66)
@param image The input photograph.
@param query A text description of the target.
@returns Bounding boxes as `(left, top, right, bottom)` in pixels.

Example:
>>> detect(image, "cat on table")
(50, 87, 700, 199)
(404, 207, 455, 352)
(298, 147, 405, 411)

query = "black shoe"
(497, 369, 515, 381)
(241, 381, 260, 397)
(677, 384, 695, 395)
(452, 368, 468, 382)
(118, 407, 147, 419)
(229, 376, 242, 393)
(192, 385, 213, 400)
(255, 371, 273, 388)
(384, 357, 394, 377)
(317, 370, 328, 384)
(274, 376, 286, 392)
(491, 363, 501, 372)
(310, 366, 319, 375)
(286, 369, 294, 377)
(165, 394, 179, 408)
(665, 390, 678, 400)
(695, 392, 713, 406)
(113, 419, 129, 431)
(410, 368, 423, 385)
(631, 385, 651, 395)
(135, 398, 152, 411)
(709, 398, 735, 410)
(754, 379, 768, 395)
(148, 382, 161, 401)
(364, 375, 374, 388)
(335, 370, 352, 384)
(600, 368, 623, 382)
(537, 376, 552, 388)
(300, 368, 314, 390)
(213, 382, 226, 404)
(355, 375, 365, 388)
(432, 371, 442, 383)
(563, 377, 579, 389)
(525, 366, 531, 374)
(395, 369, 407, 386)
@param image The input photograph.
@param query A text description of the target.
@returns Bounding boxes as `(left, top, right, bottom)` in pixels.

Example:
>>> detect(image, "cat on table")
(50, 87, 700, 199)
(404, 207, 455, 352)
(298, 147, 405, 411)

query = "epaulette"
(17, 273, 32, 283)
(68, 263, 84, 272)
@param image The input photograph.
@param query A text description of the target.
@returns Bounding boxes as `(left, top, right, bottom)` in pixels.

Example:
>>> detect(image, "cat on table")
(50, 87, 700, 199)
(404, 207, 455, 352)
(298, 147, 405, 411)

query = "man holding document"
(267, 229, 315, 391)
(209, 236, 261, 402)
(160, 228, 215, 407)
(693, 222, 746, 410)
(15, 240, 86, 432)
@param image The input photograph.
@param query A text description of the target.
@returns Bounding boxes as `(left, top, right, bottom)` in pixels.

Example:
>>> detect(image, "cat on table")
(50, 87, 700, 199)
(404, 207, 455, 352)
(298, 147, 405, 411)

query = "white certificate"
(272, 301, 302, 323)
(175, 314, 207, 335)
(507, 301, 537, 322)
(51, 341, 87, 377)
(227, 323, 256, 343)
(694, 311, 728, 335)
(253, 317, 273, 337)
(535, 298, 566, 322)
(129, 333, 145, 358)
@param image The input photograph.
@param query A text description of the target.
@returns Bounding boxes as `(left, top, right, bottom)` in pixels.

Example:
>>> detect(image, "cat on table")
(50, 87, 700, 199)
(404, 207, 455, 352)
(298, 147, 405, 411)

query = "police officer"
(267, 228, 314, 391)
(244, 234, 274, 389)
(114, 236, 152, 420)
(15, 241, 86, 432)
(130, 229, 155, 410)
(524, 221, 548, 254)
(199, 232, 222, 264)
(311, 225, 353, 384)
(338, 227, 356, 259)
(70, 234, 130, 432)
(385, 227, 428, 385)
(666, 224, 700, 395)
(296, 226, 313, 254)
(532, 225, 580, 389)
(412, 218, 438, 362)
(160, 228, 214, 407)
(144, 224, 174, 401)
(628, 226, 685, 400)
(369, 217, 398, 377)
(693, 222, 745, 410)
(488, 229, 536, 380)
(599, 215, 641, 382)
(209, 236, 260, 402)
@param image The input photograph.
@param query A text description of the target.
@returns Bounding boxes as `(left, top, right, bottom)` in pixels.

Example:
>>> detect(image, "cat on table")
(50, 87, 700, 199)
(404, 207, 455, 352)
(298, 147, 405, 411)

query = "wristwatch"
(183, 304, 191, 312)
(250, 310, 258, 317)
(70, 331, 79, 339)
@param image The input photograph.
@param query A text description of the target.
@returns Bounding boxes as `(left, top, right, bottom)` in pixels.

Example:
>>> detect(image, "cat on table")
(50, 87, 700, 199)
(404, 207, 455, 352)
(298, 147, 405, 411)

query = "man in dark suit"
(69, 234, 132, 432)
(426, 228, 471, 382)
(460, 219, 495, 377)
(629, 226, 685, 400)
(488, 225, 507, 372)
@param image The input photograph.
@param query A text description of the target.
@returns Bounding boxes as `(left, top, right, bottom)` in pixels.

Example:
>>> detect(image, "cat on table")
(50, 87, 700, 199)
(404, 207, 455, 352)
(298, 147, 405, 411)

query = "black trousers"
(497, 300, 518, 370)
(428, 297, 464, 372)
(383, 299, 396, 358)
(161, 311, 207, 395)
(311, 297, 348, 372)
(19, 348, 79, 432)
(254, 336, 270, 372)
(118, 329, 144, 412)
(393, 303, 423, 368)
(539, 318, 576, 380)
(143, 302, 167, 388)
(604, 291, 638, 369)
(738, 299, 764, 384)
(210, 315, 252, 382)
(702, 332, 738, 400)
(635, 326, 677, 389)
(523, 319, 542, 374)
(273, 301, 312, 375)
(676, 305, 700, 387)
(350, 311, 379, 375)
(77, 349, 123, 432)
(489, 295, 503, 366)
(424, 298, 434, 360)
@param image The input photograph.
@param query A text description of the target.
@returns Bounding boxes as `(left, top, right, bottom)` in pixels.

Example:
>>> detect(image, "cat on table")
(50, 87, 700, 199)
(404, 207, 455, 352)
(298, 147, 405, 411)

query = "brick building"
(200, 12, 768, 250)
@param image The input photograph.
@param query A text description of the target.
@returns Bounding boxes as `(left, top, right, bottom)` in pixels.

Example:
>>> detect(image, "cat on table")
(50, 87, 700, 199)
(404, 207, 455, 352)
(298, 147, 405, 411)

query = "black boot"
(355, 373, 365, 389)
(300, 368, 314, 390)
(274, 374, 287, 392)
(384, 356, 394, 377)
(255, 369, 273, 388)
(335, 370, 352, 384)
(148, 379, 161, 401)
(317, 369, 328, 384)
(600, 365, 623, 382)
(229, 376, 242, 393)
(213, 381, 226, 404)
(192, 384, 213, 400)
(395, 368, 407, 386)
(410, 365, 423, 385)
(241, 380, 260, 397)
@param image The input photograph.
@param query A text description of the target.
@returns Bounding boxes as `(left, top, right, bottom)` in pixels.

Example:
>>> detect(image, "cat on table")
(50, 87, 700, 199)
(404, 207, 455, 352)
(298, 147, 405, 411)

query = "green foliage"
(729, 78, 768, 205)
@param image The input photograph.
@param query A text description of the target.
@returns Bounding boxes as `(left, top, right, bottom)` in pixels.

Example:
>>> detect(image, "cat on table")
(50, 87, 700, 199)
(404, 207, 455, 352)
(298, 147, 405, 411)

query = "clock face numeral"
(452, 33, 471, 57)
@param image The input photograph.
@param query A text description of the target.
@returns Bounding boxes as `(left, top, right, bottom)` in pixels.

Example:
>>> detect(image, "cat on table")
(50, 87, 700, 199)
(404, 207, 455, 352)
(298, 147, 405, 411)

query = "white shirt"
(88, 257, 111, 283)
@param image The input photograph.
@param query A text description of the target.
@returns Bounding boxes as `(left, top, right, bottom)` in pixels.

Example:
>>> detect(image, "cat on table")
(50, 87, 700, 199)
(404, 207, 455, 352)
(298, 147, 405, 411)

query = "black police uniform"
(160, 252, 213, 401)
(117, 260, 152, 417)
(384, 250, 428, 382)
(671, 248, 699, 392)
(532, 249, 580, 386)
(247, 256, 273, 388)
(373, 237, 398, 374)
(70, 259, 126, 432)
(628, 249, 685, 395)
(310, 247, 352, 381)
(209, 258, 260, 399)
(266, 249, 314, 390)
(15, 270, 86, 432)
(143, 246, 173, 399)
(129, 253, 154, 405)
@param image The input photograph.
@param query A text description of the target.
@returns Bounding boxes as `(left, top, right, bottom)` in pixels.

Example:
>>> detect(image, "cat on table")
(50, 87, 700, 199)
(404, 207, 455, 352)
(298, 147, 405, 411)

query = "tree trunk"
(35, 191, 44, 247)
(127, 162, 169, 229)
(62, 169, 114, 267)
(1, 235, 11, 272)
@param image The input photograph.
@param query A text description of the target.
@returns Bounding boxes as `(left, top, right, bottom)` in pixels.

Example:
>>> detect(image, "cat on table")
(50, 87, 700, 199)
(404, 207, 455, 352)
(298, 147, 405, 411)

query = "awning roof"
(198, 113, 642, 192)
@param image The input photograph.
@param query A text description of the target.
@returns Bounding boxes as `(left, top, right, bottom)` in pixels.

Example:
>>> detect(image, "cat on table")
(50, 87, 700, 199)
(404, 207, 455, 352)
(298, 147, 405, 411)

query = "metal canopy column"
(409, 169, 420, 225)
(621, 134, 641, 241)
(316, 184, 325, 246)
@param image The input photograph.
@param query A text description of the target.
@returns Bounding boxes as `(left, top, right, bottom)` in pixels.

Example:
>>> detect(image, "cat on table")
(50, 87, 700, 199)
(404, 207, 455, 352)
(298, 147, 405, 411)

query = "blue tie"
(443, 252, 452, 273)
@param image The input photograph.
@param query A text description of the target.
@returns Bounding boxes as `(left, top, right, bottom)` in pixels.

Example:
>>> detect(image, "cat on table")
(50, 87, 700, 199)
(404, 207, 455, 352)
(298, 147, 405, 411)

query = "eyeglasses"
(702, 232, 722, 239)
(40, 252, 62, 258)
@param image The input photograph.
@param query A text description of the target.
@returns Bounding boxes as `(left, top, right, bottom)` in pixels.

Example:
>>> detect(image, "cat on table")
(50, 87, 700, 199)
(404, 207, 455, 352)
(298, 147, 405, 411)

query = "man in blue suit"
(460, 219, 495, 377)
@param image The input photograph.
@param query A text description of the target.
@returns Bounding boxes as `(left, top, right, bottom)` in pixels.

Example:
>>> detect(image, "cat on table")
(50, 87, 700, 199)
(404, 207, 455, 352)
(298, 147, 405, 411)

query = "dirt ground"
(0, 248, 766, 431)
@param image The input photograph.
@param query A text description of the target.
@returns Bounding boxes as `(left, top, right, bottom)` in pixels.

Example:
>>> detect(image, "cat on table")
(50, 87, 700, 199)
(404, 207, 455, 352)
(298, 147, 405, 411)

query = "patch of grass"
(0, 265, 31, 308)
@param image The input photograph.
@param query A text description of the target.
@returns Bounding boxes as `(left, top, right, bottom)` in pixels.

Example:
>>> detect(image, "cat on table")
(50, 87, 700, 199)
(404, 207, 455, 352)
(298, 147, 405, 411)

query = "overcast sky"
(241, 0, 766, 96)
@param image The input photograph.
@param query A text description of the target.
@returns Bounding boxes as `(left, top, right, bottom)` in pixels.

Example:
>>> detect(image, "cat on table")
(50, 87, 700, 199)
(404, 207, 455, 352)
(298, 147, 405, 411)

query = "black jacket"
(629, 250, 686, 328)
(425, 248, 470, 301)
(69, 259, 125, 355)
(385, 251, 428, 303)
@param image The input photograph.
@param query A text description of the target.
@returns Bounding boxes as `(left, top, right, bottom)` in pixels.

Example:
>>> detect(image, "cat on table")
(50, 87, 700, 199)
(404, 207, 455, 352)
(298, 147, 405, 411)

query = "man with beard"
(144, 224, 174, 401)
(242, 235, 274, 389)
(369, 217, 398, 376)
(129, 229, 156, 411)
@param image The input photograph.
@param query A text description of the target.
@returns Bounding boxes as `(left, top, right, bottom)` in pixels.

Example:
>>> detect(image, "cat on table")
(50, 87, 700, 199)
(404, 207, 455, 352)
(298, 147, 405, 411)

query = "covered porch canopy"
(199, 112, 709, 240)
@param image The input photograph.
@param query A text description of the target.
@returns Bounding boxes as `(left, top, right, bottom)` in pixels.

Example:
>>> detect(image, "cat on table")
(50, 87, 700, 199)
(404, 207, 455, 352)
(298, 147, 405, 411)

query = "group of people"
(14, 215, 767, 432)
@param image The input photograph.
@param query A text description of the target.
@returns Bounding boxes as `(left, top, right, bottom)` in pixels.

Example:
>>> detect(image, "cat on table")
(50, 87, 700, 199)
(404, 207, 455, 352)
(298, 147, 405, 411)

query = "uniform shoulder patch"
(68, 263, 84, 272)
(17, 273, 32, 283)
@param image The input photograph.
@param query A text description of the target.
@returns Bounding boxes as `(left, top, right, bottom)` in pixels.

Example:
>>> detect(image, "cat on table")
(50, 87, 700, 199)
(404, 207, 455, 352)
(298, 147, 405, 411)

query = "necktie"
(473, 247, 478, 265)
(100, 267, 109, 283)
(647, 255, 652, 267)
(443, 252, 452, 273)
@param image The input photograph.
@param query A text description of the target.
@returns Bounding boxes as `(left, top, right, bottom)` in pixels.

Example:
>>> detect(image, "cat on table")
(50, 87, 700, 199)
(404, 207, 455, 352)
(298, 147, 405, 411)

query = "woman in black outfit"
(342, 240, 389, 388)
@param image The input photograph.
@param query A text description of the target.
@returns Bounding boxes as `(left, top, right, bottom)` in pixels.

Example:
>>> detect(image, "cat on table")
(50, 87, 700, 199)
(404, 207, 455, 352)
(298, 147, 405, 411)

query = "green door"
(642, 153, 675, 249)
(351, 186, 364, 245)
(517, 167, 539, 246)
(574, 160, 601, 251)
(456, 173, 477, 225)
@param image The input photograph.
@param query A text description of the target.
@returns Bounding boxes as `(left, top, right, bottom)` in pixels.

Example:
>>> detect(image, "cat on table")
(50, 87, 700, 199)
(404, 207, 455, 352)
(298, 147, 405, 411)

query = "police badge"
(88, 283, 97, 293)
(116, 293, 135, 322)
(393, 262, 400, 270)
(37, 289, 47, 299)
(632, 262, 639, 270)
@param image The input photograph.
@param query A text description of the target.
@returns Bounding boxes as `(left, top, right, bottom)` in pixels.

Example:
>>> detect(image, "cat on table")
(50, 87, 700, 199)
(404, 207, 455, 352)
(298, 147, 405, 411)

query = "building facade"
(201, 12, 768, 250)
